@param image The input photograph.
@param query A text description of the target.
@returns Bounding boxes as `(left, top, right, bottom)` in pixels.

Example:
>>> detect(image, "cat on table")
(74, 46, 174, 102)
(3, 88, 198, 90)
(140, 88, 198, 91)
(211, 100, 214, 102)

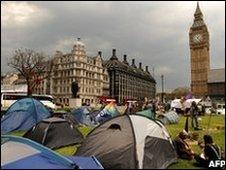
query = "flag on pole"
(185, 92, 193, 100)
(184, 116, 189, 133)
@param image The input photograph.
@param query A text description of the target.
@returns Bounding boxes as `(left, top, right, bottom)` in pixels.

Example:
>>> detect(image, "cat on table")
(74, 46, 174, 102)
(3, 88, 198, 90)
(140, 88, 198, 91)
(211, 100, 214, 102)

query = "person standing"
(190, 101, 202, 130)
(201, 104, 206, 115)
(125, 102, 134, 114)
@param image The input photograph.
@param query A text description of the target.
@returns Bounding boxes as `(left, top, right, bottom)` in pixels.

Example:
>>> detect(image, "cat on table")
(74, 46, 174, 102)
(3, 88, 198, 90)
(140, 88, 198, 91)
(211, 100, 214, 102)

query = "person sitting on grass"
(173, 130, 194, 160)
(194, 134, 222, 168)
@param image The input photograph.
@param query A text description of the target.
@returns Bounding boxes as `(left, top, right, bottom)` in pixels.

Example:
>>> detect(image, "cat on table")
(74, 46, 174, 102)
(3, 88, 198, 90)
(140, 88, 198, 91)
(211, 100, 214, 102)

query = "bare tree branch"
(8, 48, 53, 96)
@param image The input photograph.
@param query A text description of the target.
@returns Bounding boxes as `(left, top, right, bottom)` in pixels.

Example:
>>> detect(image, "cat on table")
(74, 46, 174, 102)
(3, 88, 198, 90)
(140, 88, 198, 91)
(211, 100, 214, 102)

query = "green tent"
(136, 109, 155, 119)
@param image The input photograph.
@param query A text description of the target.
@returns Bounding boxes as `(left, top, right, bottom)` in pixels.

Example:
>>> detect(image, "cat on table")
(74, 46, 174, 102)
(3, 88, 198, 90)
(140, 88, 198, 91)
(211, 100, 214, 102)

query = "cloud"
(1, 1, 53, 28)
(155, 66, 175, 76)
(53, 37, 75, 53)
(1, 1, 225, 93)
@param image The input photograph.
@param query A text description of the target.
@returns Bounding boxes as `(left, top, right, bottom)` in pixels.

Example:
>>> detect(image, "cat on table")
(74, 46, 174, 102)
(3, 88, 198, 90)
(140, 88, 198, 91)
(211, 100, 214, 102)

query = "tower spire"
(194, 2, 203, 17)
(195, 2, 201, 15)
(192, 2, 204, 28)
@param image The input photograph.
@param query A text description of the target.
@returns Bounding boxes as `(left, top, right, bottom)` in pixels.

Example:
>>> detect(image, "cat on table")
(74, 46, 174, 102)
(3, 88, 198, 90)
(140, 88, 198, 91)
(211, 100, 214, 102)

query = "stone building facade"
(104, 49, 156, 104)
(189, 3, 210, 98)
(1, 73, 27, 93)
(1, 73, 18, 85)
(50, 38, 109, 106)
(207, 68, 225, 101)
(1, 72, 49, 95)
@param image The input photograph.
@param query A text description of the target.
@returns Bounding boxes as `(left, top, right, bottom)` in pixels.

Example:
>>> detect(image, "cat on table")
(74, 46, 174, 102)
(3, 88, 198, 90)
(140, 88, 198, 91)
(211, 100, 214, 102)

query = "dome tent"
(157, 111, 179, 125)
(136, 108, 155, 119)
(23, 117, 84, 149)
(52, 110, 80, 126)
(171, 99, 182, 109)
(1, 98, 51, 134)
(76, 114, 177, 169)
(71, 106, 94, 126)
(1, 135, 103, 169)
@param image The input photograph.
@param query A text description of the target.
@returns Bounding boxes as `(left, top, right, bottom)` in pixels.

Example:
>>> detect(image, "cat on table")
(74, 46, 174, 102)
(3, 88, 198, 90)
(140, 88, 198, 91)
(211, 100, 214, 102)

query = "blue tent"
(89, 110, 101, 124)
(1, 135, 103, 169)
(68, 156, 104, 169)
(71, 106, 94, 126)
(1, 98, 51, 134)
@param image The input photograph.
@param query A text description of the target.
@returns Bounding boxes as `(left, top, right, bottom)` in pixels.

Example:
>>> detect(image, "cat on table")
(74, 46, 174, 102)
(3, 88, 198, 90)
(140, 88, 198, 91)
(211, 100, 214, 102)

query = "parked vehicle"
(216, 103, 225, 115)
(205, 106, 214, 114)
(1, 93, 56, 110)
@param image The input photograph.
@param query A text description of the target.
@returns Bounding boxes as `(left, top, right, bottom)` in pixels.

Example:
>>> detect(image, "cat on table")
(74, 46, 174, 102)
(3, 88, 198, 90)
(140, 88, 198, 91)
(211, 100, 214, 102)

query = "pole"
(207, 103, 215, 134)
(184, 116, 189, 133)
(206, 112, 212, 134)
(161, 75, 164, 103)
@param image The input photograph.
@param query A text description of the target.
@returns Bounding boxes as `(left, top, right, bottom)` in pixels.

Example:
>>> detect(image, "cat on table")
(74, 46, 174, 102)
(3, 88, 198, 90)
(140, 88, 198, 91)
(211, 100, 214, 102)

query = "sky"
(1, 1, 225, 93)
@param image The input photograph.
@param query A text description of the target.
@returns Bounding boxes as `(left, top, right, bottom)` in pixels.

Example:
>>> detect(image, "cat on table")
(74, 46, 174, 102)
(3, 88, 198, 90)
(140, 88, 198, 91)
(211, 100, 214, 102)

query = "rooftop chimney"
(110, 49, 118, 60)
(113, 49, 116, 56)
(146, 66, 149, 73)
(139, 62, 142, 70)
(123, 55, 127, 61)
(98, 51, 102, 58)
(131, 59, 136, 67)
(123, 54, 129, 65)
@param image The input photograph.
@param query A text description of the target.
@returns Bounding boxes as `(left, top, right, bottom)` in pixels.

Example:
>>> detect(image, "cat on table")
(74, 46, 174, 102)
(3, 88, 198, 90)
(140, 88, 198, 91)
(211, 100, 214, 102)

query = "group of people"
(125, 99, 170, 114)
(125, 99, 203, 131)
(174, 130, 224, 168)
(125, 100, 158, 117)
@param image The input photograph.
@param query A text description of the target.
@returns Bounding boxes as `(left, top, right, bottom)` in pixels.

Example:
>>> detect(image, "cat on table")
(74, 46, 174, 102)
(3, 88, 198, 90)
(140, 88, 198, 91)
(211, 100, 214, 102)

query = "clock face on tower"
(193, 34, 203, 44)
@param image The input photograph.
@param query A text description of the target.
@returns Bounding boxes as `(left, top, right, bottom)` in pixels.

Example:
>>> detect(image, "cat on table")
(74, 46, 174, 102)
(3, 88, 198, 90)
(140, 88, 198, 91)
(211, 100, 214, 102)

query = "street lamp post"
(161, 75, 164, 103)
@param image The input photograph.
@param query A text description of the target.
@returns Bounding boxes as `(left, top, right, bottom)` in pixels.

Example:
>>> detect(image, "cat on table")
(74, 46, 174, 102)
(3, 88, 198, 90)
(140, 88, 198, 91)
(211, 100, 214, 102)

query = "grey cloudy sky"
(1, 1, 225, 92)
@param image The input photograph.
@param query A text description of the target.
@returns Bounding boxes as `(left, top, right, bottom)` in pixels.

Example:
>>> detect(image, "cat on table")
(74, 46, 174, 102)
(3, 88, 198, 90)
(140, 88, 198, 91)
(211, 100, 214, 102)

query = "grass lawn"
(8, 114, 225, 169)
(54, 114, 225, 169)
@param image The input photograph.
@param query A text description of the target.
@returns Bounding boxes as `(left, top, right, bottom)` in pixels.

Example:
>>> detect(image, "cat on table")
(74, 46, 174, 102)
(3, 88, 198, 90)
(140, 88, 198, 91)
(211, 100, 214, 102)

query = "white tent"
(184, 99, 202, 108)
(186, 99, 202, 104)
(76, 114, 177, 169)
(171, 99, 182, 109)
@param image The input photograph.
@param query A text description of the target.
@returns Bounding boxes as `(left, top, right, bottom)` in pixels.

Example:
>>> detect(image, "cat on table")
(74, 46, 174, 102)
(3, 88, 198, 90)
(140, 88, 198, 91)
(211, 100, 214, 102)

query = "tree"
(171, 87, 190, 99)
(8, 48, 53, 96)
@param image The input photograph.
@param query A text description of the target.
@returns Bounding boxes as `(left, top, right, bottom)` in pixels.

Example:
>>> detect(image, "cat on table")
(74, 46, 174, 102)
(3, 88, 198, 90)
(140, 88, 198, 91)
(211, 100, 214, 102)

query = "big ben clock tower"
(189, 2, 210, 98)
